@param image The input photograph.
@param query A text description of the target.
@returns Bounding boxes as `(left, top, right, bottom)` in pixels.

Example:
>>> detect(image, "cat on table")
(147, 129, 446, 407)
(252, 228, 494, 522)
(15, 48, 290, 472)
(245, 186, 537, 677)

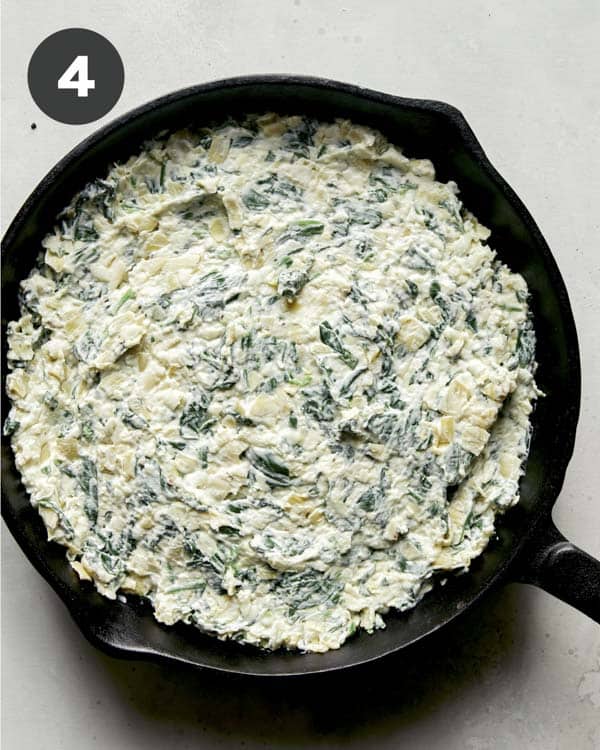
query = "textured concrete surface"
(2, 1, 599, 748)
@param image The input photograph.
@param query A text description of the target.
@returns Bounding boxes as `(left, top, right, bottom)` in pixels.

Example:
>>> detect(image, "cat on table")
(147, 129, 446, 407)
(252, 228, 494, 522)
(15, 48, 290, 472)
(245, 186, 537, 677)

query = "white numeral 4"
(58, 55, 95, 98)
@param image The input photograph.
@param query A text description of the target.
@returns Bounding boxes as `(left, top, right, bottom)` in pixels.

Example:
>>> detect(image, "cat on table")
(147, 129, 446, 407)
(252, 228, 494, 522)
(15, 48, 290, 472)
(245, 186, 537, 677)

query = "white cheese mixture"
(5, 114, 539, 652)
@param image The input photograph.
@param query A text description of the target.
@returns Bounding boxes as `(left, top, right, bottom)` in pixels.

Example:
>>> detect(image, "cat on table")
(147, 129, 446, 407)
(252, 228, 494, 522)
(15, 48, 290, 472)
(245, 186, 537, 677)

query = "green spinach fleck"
(319, 321, 358, 368)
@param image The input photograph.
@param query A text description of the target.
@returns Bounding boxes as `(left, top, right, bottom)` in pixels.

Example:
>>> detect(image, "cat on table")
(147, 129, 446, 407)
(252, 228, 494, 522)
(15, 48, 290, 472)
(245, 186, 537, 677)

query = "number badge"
(28, 28, 124, 125)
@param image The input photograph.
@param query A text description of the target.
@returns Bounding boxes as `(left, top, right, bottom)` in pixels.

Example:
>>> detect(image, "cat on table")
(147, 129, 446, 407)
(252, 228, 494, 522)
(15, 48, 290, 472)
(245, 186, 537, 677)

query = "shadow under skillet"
(89, 582, 535, 747)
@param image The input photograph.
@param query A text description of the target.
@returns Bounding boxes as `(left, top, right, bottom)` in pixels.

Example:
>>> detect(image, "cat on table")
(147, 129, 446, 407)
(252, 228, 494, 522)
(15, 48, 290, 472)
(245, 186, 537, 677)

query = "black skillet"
(2, 76, 599, 676)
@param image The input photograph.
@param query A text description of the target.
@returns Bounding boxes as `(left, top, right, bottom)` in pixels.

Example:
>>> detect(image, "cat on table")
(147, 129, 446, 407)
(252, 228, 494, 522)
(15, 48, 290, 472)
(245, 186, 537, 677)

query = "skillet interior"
(1, 76, 580, 675)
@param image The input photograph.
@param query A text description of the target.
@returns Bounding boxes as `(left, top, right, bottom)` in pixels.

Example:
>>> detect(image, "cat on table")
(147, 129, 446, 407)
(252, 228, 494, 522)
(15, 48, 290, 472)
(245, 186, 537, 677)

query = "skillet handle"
(514, 516, 600, 623)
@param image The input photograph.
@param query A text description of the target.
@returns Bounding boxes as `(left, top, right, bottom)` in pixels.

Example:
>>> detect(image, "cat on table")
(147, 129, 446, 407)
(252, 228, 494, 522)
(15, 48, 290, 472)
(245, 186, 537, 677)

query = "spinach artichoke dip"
(5, 114, 539, 653)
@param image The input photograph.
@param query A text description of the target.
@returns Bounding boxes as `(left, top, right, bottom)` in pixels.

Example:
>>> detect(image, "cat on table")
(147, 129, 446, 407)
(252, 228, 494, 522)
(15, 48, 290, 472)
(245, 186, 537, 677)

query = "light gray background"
(2, 1, 599, 748)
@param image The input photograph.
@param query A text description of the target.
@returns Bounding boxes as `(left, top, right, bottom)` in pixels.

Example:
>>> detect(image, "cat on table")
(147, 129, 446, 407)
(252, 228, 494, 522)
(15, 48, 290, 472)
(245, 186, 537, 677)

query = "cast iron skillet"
(2, 75, 599, 676)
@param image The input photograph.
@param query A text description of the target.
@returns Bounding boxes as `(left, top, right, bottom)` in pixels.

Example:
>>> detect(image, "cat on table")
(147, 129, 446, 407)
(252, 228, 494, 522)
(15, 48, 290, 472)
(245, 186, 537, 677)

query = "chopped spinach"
(77, 457, 98, 525)
(302, 383, 336, 422)
(466, 310, 478, 332)
(278, 268, 309, 301)
(319, 321, 358, 368)
(516, 322, 536, 366)
(3, 417, 20, 436)
(121, 409, 148, 430)
(243, 447, 292, 487)
(242, 188, 270, 211)
(271, 570, 343, 618)
(180, 393, 213, 436)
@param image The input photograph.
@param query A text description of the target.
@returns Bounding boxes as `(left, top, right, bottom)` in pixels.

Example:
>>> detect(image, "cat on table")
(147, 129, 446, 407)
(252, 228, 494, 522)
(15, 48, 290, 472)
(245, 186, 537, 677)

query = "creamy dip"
(5, 114, 539, 652)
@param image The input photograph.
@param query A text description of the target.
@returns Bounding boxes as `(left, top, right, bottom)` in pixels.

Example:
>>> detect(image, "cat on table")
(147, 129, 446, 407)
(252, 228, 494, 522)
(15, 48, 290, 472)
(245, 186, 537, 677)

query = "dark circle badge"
(28, 28, 124, 125)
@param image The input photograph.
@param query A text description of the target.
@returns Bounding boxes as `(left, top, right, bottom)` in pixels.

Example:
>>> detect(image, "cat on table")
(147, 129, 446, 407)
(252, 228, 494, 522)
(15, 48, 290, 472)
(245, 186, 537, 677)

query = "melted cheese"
(5, 114, 539, 652)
